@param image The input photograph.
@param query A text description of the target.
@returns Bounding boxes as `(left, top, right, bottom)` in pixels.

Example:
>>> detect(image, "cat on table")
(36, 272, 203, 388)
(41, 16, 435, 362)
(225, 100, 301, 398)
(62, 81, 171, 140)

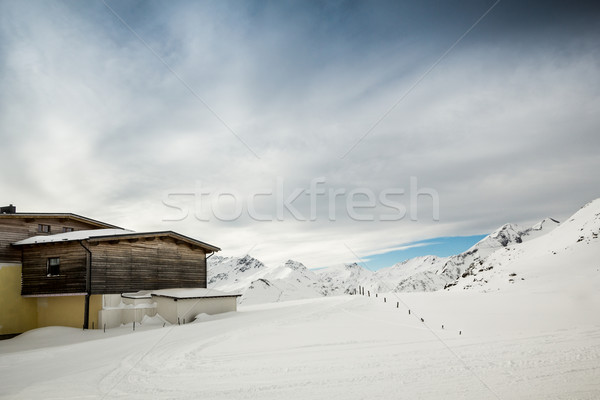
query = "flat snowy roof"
(151, 288, 241, 299)
(121, 290, 153, 299)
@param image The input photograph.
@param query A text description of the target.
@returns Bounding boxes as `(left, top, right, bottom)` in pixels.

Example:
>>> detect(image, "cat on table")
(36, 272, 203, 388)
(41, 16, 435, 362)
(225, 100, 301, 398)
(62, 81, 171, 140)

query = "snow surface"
(121, 290, 153, 299)
(151, 288, 240, 298)
(1, 288, 599, 399)
(13, 229, 134, 245)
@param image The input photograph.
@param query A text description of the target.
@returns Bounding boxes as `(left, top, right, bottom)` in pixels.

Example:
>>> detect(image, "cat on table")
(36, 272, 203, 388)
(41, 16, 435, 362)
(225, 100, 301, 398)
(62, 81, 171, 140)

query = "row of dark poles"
(356, 285, 462, 335)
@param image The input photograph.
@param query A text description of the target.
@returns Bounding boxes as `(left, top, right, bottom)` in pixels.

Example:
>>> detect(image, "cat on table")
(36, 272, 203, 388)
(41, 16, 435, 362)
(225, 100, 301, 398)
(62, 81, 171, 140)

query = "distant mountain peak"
(283, 259, 307, 270)
(345, 262, 362, 269)
(397, 255, 440, 266)
(531, 217, 560, 231)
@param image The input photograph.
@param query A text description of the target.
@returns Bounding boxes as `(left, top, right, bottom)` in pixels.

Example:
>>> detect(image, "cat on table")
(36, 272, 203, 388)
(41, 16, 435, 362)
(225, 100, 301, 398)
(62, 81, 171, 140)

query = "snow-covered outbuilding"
(97, 289, 240, 328)
(151, 288, 241, 324)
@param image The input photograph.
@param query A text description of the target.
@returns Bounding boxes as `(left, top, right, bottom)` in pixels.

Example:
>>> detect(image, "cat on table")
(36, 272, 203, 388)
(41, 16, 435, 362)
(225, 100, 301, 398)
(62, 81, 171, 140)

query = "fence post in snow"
(408, 309, 411, 315)
(376, 293, 378, 298)
(384, 297, 386, 303)
(104, 323, 106, 333)
(397, 302, 399, 308)
(368, 291, 370, 297)
(133, 321, 135, 331)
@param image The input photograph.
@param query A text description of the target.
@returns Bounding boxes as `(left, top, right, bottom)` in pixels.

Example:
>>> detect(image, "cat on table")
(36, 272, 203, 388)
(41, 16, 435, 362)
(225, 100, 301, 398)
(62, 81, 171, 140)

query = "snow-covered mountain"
(437, 218, 561, 283)
(349, 217, 562, 294)
(445, 199, 599, 292)
(208, 257, 328, 304)
(207, 254, 268, 292)
(314, 263, 374, 295)
(372, 255, 448, 293)
(207, 200, 598, 304)
(241, 260, 330, 305)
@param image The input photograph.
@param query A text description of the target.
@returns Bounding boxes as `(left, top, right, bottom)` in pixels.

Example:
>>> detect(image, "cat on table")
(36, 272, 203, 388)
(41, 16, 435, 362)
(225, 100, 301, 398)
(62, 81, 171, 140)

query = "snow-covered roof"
(13, 229, 134, 245)
(12, 229, 221, 252)
(151, 288, 241, 299)
(121, 290, 153, 299)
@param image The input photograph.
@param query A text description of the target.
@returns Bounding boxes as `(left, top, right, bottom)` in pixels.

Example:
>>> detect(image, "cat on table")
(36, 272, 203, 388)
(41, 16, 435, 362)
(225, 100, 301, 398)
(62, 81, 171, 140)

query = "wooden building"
(0, 206, 220, 335)
(0, 209, 120, 263)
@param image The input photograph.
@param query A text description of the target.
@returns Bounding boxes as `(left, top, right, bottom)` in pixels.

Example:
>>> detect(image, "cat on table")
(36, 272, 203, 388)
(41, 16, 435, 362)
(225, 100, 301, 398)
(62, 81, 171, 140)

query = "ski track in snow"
(1, 294, 599, 400)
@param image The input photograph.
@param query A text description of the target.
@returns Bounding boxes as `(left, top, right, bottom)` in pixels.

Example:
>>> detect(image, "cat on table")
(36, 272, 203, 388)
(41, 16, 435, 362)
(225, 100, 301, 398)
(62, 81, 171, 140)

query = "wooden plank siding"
(89, 238, 207, 294)
(21, 242, 88, 295)
(0, 216, 110, 263)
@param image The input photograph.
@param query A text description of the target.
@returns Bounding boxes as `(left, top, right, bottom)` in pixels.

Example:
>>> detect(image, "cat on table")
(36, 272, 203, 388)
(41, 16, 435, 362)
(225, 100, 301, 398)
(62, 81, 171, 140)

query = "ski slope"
(1, 287, 599, 399)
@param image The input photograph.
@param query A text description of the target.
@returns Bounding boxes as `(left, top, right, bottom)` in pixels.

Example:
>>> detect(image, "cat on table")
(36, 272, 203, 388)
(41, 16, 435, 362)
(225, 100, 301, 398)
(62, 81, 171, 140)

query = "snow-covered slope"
(3, 285, 600, 399)
(446, 199, 600, 292)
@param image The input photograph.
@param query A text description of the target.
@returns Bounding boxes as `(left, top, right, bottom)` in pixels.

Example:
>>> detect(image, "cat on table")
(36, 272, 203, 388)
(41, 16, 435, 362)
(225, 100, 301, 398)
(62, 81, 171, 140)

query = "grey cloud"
(1, 0, 599, 267)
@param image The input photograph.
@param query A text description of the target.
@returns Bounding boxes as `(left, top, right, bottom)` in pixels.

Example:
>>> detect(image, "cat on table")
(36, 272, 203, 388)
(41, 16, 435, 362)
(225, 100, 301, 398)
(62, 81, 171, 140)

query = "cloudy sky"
(1, 0, 599, 269)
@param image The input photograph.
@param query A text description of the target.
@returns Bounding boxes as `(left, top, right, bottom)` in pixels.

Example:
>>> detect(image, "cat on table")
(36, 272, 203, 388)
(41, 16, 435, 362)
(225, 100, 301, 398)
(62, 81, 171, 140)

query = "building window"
(62, 227, 74, 233)
(47, 257, 60, 276)
(38, 224, 51, 233)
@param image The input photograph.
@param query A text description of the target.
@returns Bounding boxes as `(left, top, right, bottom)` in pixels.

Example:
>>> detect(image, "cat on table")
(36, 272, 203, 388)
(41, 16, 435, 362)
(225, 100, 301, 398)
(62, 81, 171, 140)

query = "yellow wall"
(1, 263, 104, 333)
(0, 264, 38, 335)
(37, 295, 102, 330)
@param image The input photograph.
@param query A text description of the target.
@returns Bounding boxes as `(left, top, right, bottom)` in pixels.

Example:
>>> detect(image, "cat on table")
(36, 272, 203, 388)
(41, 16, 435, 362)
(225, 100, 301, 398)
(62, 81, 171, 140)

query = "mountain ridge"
(208, 199, 598, 304)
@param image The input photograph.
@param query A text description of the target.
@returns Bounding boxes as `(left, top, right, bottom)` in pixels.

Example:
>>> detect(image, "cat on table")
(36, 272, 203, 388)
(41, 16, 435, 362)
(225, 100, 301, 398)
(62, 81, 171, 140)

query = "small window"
(62, 227, 74, 233)
(47, 257, 60, 276)
(38, 224, 51, 233)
